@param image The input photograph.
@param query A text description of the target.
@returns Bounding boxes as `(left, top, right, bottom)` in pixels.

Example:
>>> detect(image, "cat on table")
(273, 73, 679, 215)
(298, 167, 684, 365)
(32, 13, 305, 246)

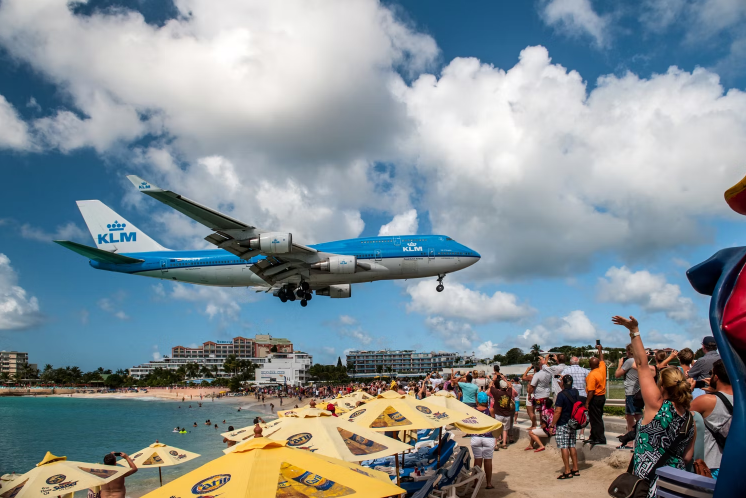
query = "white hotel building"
(128, 334, 312, 385)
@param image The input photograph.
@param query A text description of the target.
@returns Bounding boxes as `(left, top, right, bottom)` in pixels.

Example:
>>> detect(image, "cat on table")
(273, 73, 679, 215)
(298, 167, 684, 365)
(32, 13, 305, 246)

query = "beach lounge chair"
(399, 438, 458, 477)
(654, 467, 715, 498)
(397, 473, 442, 497)
(430, 448, 483, 498)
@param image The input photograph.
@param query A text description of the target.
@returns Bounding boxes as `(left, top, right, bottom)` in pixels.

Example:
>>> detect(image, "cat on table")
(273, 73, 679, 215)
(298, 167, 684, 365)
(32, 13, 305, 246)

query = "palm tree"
(185, 362, 200, 380)
(223, 355, 238, 377)
(199, 366, 212, 379)
(211, 365, 220, 378)
(375, 364, 383, 377)
(175, 365, 187, 383)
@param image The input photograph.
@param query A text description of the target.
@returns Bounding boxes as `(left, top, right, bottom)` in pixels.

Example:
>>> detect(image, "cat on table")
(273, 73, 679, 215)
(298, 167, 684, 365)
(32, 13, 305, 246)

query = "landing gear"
(436, 284, 444, 293)
(305, 292, 312, 301)
(436, 274, 445, 293)
(301, 281, 310, 291)
(288, 291, 296, 302)
(300, 299, 308, 307)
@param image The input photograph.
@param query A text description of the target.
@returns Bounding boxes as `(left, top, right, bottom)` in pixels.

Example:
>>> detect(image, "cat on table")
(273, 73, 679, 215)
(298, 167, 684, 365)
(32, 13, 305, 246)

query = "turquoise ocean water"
(0, 396, 269, 497)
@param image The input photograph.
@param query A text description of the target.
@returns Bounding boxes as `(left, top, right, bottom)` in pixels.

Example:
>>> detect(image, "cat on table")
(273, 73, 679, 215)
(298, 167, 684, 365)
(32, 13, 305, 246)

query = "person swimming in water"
(173, 427, 179, 432)
(193, 422, 197, 427)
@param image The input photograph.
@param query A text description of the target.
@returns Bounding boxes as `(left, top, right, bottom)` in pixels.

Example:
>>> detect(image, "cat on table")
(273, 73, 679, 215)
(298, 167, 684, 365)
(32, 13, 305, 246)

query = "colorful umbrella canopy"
(425, 390, 504, 434)
(278, 406, 333, 418)
(130, 441, 200, 468)
(339, 390, 502, 434)
(223, 414, 412, 461)
(0, 452, 130, 498)
(139, 436, 404, 498)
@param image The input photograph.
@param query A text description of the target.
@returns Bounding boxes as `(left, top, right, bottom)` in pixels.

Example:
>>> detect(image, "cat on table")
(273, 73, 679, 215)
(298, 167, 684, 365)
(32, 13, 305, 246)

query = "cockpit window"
(445, 237, 453, 241)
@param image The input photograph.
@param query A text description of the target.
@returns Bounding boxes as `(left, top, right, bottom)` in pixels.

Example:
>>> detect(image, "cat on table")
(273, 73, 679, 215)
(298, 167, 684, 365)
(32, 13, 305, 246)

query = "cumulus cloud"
(516, 310, 603, 348)
(379, 209, 418, 236)
(0, 94, 32, 150)
(20, 222, 87, 243)
(407, 281, 534, 323)
(0, 2, 743, 286)
(0, 253, 43, 330)
(153, 282, 258, 321)
(539, 0, 610, 48)
(97, 297, 130, 321)
(394, 46, 746, 279)
(476, 340, 500, 358)
(425, 316, 479, 350)
(329, 315, 373, 346)
(598, 266, 696, 322)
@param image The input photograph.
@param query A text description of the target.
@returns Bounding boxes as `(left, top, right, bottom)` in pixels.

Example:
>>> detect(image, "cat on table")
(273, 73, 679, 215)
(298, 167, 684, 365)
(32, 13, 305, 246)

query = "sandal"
(501, 444, 508, 449)
(557, 473, 573, 480)
(524, 446, 534, 451)
(485, 485, 495, 489)
(534, 447, 545, 453)
(571, 470, 580, 477)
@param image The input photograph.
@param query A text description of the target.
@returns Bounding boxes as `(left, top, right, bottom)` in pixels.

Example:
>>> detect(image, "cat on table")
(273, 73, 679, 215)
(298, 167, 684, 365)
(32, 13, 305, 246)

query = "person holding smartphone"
(100, 452, 137, 498)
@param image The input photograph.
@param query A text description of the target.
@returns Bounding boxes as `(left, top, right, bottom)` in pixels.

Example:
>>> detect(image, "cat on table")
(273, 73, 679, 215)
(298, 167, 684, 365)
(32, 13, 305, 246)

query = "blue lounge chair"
(397, 474, 441, 497)
(655, 467, 715, 498)
(432, 448, 484, 498)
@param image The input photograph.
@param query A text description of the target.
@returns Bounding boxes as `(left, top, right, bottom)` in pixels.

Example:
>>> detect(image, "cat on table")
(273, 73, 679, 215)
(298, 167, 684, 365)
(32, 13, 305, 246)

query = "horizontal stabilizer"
(55, 240, 144, 265)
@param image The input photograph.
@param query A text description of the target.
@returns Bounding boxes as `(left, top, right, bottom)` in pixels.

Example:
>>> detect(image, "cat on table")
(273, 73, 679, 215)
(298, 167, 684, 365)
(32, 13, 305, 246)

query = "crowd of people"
(293, 316, 732, 493)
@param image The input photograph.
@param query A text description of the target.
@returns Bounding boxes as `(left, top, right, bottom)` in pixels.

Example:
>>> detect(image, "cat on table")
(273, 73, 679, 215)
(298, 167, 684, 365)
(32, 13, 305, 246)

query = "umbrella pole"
(395, 452, 400, 486)
(437, 427, 443, 468)
(159, 467, 163, 487)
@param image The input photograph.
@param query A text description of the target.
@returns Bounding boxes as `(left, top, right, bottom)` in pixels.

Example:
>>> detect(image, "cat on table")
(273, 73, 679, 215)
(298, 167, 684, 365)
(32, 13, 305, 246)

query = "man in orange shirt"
(585, 344, 607, 445)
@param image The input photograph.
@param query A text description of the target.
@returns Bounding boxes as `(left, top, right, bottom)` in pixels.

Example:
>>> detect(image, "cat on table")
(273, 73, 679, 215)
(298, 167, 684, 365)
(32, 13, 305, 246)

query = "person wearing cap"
(549, 374, 580, 479)
(687, 336, 721, 381)
(470, 391, 496, 489)
(326, 403, 338, 416)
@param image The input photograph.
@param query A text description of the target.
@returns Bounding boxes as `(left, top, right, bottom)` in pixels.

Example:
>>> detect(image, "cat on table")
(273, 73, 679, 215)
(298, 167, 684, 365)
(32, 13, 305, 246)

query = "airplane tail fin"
(76, 200, 169, 253)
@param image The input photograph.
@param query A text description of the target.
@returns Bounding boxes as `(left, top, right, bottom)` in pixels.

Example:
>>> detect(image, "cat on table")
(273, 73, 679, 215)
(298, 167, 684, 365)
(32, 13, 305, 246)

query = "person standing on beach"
(585, 344, 607, 445)
(100, 452, 137, 498)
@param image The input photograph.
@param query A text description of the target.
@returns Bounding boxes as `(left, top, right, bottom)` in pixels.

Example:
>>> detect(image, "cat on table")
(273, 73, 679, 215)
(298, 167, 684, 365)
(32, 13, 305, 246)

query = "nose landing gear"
(436, 274, 445, 293)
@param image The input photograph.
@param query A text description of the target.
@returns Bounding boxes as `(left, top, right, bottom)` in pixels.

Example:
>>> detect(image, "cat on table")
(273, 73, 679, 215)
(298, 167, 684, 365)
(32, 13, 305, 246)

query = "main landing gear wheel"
(300, 299, 308, 307)
(305, 292, 312, 301)
(288, 292, 296, 302)
(436, 274, 446, 292)
(279, 294, 288, 303)
(301, 281, 310, 291)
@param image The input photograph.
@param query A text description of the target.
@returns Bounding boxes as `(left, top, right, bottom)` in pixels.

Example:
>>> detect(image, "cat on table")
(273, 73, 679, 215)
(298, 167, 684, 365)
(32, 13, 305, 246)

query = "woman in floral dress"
(612, 316, 696, 498)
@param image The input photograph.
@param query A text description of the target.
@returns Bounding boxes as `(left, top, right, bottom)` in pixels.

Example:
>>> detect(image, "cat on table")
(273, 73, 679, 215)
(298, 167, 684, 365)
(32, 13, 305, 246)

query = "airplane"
(55, 175, 481, 307)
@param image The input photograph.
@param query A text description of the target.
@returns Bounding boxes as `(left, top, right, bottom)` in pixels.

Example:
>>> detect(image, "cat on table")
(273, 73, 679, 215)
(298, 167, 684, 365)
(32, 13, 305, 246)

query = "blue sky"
(1, 0, 745, 371)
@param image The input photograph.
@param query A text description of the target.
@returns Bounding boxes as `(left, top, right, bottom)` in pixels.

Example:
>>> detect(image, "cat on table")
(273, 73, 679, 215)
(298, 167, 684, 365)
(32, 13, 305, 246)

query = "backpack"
(703, 392, 733, 450)
(561, 390, 589, 430)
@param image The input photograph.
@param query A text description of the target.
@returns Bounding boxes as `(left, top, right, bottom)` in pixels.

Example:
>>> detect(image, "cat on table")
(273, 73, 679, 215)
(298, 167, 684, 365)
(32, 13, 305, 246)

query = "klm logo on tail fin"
(98, 220, 136, 244)
(138, 181, 151, 190)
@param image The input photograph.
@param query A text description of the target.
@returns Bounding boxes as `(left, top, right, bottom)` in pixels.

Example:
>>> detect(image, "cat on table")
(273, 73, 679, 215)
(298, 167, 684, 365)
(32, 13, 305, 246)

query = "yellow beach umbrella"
(222, 417, 288, 443)
(139, 436, 404, 498)
(0, 452, 130, 498)
(426, 390, 504, 433)
(278, 406, 333, 418)
(223, 414, 412, 462)
(130, 441, 200, 486)
(339, 390, 502, 434)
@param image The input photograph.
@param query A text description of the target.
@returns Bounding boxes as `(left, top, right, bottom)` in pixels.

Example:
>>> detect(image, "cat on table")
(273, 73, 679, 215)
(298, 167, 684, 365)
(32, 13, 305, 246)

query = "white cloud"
(339, 315, 357, 326)
(516, 310, 603, 349)
(152, 345, 162, 361)
(379, 209, 418, 236)
(0, 94, 32, 150)
(598, 266, 696, 322)
(476, 340, 500, 358)
(407, 281, 534, 323)
(162, 283, 258, 321)
(394, 46, 746, 280)
(425, 316, 479, 350)
(328, 315, 373, 346)
(97, 297, 130, 321)
(79, 309, 89, 326)
(539, 0, 610, 48)
(20, 222, 87, 243)
(0, 253, 43, 330)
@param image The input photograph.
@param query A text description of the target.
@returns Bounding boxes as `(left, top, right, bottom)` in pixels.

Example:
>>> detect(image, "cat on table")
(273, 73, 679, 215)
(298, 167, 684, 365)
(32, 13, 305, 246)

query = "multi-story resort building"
(345, 349, 475, 377)
(128, 334, 310, 385)
(1, 350, 33, 376)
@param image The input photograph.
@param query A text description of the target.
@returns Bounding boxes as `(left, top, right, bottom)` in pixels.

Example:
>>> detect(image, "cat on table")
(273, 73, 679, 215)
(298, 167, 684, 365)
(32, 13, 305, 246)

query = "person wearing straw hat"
(100, 452, 137, 498)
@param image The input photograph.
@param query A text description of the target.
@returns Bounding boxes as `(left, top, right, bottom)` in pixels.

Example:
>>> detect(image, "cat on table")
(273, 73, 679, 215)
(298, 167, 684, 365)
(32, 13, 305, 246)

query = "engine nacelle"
(311, 255, 356, 274)
(316, 284, 352, 298)
(245, 232, 292, 254)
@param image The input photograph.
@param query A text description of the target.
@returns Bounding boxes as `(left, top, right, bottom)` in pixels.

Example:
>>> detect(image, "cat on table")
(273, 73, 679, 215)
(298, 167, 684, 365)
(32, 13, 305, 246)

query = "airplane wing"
(126, 176, 317, 282)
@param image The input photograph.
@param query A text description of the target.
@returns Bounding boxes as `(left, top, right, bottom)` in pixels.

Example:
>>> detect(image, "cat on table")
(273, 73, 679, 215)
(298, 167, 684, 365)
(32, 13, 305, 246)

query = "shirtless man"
(100, 452, 137, 498)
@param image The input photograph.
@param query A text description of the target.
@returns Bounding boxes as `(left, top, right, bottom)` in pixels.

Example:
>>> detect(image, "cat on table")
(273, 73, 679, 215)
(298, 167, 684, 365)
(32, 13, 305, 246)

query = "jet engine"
(317, 284, 352, 298)
(240, 232, 292, 254)
(311, 255, 356, 274)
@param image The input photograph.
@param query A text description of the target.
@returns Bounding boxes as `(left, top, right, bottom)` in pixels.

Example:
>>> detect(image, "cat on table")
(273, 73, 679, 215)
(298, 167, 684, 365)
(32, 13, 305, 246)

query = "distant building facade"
(129, 334, 298, 380)
(254, 352, 312, 386)
(0, 351, 31, 376)
(345, 349, 475, 377)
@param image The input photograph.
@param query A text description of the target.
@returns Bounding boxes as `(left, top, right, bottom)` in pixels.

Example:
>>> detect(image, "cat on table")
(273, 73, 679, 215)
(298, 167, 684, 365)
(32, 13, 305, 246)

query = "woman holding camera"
(612, 316, 695, 497)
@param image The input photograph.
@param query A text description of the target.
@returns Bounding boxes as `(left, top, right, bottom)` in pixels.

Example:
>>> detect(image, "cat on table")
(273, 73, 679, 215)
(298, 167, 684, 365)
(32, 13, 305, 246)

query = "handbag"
(608, 411, 692, 498)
